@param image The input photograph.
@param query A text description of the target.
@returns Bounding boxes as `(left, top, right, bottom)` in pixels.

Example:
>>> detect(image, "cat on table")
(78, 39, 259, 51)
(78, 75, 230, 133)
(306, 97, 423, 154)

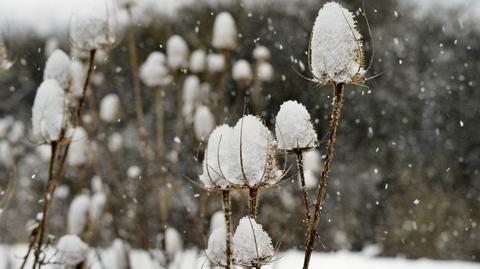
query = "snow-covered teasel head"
(206, 226, 228, 266)
(99, 93, 121, 123)
(166, 35, 189, 71)
(212, 12, 237, 50)
(69, 8, 115, 51)
(127, 165, 141, 179)
(189, 49, 207, 74)
(232, 216, 275, 267)
(303, 149, 322, 174)
(275, 100, 317, 152)
(32, 79, 67, 144)
(257, 62, 274, 82)
(66, 127, 91, 167)
(210, 211, 226, 233)
(193, 105, 215, 142)
(207, 53, 226, 74)
(67, 194, 91, 236)
(310, 2, 365, 85)
(108, 132, 123, 153)
(232, 60, 253, 84)
(253, 45, 271, 62)
(140, 52, 172, 87)
(44, 49, 72, 89)
(55, 234, 89, 268)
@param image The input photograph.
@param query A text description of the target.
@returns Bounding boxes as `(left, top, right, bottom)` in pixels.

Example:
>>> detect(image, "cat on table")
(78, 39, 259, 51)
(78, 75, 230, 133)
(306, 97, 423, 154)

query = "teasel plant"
(301, 1, 375, 268)
(275, 100, 318, 224)
(20, 7, 115, 268)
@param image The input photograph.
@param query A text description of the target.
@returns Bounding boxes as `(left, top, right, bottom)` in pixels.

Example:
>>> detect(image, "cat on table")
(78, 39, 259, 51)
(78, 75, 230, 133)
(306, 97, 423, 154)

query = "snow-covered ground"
(2, 245, 480, 269)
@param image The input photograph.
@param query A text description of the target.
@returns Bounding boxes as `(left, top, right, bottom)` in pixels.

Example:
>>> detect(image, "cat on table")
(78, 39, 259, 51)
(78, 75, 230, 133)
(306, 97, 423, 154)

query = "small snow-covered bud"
(212, 12, 237, 50)
(206, 226, 227, 266)
(257, 62, 274, 82)
(232, 217, 274, 266)
(182, 75, 201, 124)
(70, 60, 85, 98)
(165, 227, 183, 259)
(303, 149, 322, 174)
(36, 144, 52, 162)
(32, 79, 66, 143)
(232, 60, 253, 83)
(275, 100, 317, 151)
(199, 125, 234, 189)
(89, 192, 106, 224)
(189, 49, 206, 74)
(44, 49, 72, 89)
(140, 52, 172, 87)
(127, 165, 141, 179)
(210, 211, 226, 233)
(166, 35, 189, 71)
(56, 234, 89, 268)
(67, 127, 90, 167)
(70, 9, 114, 51)
(7, 121, 25, 144)
(44, 38, 59, 58)
(99, 93, 121, 123)
(207, 53, 225, 74)
(253, 46, 270, 62)
(193, 106, 215, 142)
(310, 2, 365, 83)
(230, 115, 280, 186)
(0, 140, 13, 167)
(67, 194, 91, 235)
(108, 132, 123, 153)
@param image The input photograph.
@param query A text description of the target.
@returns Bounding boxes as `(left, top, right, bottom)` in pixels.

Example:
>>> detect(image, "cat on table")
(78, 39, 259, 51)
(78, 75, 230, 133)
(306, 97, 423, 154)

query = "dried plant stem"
(155, 87, 168, 251)
(295, 151, 311, 223)
(248, 187, 259, 219)
(171, 72, 185, 179)
(302, 83, 344, 269)
(222, 190, 233, 269)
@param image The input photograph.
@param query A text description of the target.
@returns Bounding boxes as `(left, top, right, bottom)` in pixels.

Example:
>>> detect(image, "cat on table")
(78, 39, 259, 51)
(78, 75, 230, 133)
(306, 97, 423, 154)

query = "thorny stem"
(248, 187, 259, 219)
(303, 83, 344, 269)
(296, 151, 311, 223)
(27, 50, 97, 269)
(222, 190, 233, 269)
(127, 7, 153, 248)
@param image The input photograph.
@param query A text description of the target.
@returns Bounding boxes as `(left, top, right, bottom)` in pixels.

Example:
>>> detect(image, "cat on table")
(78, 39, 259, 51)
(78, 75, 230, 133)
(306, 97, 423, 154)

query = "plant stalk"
(296, 151, 311, 223)
(248, 187, 259, 219)
(303, 83, 344, 269)
(222, 190, 233, 269)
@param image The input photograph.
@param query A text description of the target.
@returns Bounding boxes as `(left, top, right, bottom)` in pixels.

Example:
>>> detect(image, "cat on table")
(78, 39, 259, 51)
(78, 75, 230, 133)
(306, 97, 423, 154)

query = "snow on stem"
(303, 83, 344, 269)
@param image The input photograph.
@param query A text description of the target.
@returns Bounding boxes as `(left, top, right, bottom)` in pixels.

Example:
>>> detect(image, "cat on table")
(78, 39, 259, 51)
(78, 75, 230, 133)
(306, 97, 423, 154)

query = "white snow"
(193, 105, 215, 142)
(166, 35, 189, 71)
(69, 8, 114, 51)
(310, 2, 365, 83)
(31, 79, 67, 143)
(275, 100, 317, 151)
(55, 234, 89, 268)
(232, 59, 253, 82)
(205, 226, 227, 266)
(43, 49, 72, 90)
(303, 149, 322, 174)
(207, 53, 226, 74)
(89, 192, 106, 224)
(182, 75, 201, 124)
(232, 216, 274, 266)
(127, 165, 141, 179)
(253, 45, 271, 62)
(210, 211, 226, 233)
(139, 51, 172, 87)
(36, 144, 52, 162)
(189, 49, 207, 74)
(66, 127, 90, 167)
(99, 93, 121, 123)
(165, 227, 183, 259)
(67, 194, 91, 235)
(108, 132, 123, 153)
(7, 121, 25, 144)
(0, 140, 13, 167)
(212, 12, 237, 50)
(257, 62, 274, 82)
(69, 60, 85, 98)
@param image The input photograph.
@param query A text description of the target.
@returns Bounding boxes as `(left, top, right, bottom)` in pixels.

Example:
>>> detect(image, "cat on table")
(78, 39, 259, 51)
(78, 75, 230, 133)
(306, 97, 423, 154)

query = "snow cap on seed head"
(206, 226, 227, 266)
(232, 217, 274, 266)
(257, 62, 274, 82)
(193, 105, 215, 142)
(310, 1, 365, 84)
(275, 100, 317, 151)
(44, 49, 72, 89)
(140, 52, 172, 87)
(207, 53, 225, 74)
(70, 8, 115, 51)
(189, 49, 207, 74)
(166, 35, 189, 71)
(212, 12, 237, 50)
(232, 59, 252, 83)
(32, 79, 67, 143)
(253, 45, 270, 62)
(99, 93, 121, 123)
(55, 234, 89, 267)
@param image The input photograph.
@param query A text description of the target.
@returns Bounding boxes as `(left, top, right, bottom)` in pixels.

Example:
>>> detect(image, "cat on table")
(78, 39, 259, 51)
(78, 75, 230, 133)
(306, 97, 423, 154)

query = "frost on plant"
(310, 1, 365, 84)
(43, 49, 72, 90)
(257, 62, 274, 82)
(275, 100, 317, 152)
(55, 234, 89, 268)
(212, 12, 237, 50)
(232, 216, 274, 267)
(140, 51, 172, 87)
(31, 79, 67, 143)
